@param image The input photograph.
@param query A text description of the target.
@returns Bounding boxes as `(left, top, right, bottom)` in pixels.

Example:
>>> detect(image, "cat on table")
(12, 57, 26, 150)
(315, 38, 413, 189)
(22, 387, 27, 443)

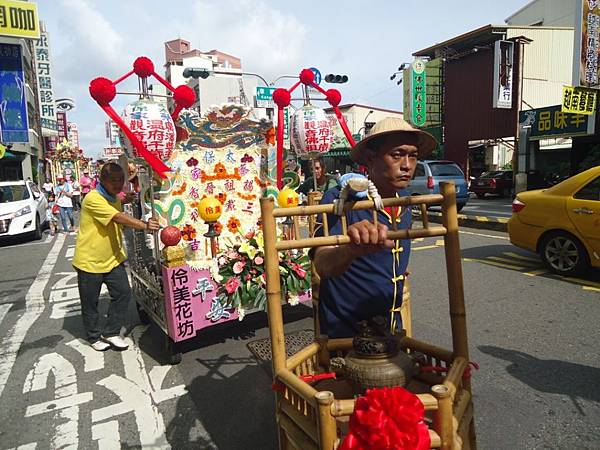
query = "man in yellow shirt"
(73, 162, 160, 351)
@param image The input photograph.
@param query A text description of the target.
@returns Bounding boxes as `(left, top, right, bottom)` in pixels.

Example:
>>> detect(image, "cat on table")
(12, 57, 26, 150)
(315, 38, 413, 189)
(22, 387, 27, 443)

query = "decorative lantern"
(122, 99, 176, 162)
(290, 105, 333, 160)
(198, 196, 223, 257)
(277, 188, 299, 208)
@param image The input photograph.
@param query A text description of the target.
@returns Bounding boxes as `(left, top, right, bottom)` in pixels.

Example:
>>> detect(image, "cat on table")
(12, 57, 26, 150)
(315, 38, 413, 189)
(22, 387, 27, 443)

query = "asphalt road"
(428, 194, 513, 219)
(0, 227, 598, 449)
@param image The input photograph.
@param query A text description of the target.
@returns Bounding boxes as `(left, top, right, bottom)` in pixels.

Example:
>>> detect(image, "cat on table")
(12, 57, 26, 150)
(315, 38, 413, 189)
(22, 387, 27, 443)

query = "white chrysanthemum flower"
(237, 307, 246, 321)
(288, 294, 300, 306)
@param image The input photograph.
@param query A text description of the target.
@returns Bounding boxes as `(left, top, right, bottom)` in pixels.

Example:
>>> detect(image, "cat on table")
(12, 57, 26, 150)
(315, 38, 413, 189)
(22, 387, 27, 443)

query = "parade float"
(48, 138, 91, 184)
(89, 58, 319, 363)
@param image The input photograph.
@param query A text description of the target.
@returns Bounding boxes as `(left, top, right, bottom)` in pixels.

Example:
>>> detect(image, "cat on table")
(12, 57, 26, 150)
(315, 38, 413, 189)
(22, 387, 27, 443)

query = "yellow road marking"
(435, 239, 445, 246)
(523, 269, 547, 277)
(463, 257, 525, 270)
(488, 256, 538, 267)
(503, 252, 539, 262)
(458, 230, 509, 240)
(583, 286, 600, 292)
(475, 216, 489, 222)
(561, 277, 600, 289)
(413, 245, 440, 251)
(413, 238, 425, 243)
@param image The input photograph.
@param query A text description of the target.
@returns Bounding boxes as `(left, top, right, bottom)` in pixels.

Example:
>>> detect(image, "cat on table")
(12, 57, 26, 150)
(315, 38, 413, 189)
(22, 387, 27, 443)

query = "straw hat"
(350, 116, 437, 165)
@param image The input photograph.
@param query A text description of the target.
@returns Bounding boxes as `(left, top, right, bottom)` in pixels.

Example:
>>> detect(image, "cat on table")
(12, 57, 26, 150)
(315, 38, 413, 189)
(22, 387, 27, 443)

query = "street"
(0, 227, 599, 449)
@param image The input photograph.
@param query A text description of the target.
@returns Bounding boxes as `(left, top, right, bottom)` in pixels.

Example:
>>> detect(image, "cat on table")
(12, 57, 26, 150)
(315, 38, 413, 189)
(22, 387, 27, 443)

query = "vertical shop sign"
(34, 31, 57, 134)
(493, 40, 514, 109)
(411, 59, 427, 127)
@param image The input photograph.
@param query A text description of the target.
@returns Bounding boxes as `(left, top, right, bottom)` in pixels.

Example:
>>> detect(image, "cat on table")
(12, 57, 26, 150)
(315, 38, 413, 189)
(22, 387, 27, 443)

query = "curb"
(416, 211, 509, 232)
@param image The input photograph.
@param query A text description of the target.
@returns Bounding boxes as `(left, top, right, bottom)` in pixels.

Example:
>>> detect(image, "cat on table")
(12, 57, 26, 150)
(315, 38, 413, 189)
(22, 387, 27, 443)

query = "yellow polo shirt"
(73, 190, 127, 273)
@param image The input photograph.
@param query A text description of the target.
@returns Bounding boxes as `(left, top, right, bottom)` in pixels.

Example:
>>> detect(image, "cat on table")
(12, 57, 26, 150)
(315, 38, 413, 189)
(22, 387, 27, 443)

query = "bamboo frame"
(260, 183, 476, 450)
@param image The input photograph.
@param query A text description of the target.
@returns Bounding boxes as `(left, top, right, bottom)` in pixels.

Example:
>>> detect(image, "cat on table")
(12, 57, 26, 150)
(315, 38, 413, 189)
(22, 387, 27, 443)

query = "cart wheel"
(136, 303, 152, 325)
(165, 336, 182, 365)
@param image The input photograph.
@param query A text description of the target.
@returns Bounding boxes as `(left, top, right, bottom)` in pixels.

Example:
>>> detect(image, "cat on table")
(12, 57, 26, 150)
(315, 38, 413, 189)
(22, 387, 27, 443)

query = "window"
(0, 185, 30, 203)
(574, 176, 600, 201)
(413, 163, 425, 179)
(429, 163, 464, 177)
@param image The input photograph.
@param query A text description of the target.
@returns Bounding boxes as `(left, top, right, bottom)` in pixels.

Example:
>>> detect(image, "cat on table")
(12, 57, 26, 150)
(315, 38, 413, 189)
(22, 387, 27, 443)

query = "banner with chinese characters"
(34, 31, 57, 135)
(562, 85, 597, 115)
(519, 104, 595, 140)
(158, 104, 272, 270)
(163, 265, 237, 342)
(574, 0, 600, 88)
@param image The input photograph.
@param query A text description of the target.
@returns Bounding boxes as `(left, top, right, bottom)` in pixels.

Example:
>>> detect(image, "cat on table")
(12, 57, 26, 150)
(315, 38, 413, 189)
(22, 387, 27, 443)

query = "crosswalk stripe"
(0, 303, 11, 327)
(503, 252, 539, 262)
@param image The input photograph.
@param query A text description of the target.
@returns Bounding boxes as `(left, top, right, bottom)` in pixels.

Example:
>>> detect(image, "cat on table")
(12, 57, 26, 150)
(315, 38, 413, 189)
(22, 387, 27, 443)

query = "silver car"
(406, 160, 470, 211)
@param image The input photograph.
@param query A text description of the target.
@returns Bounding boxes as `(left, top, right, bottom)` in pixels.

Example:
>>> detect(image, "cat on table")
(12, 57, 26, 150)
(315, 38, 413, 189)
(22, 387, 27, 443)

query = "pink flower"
(227, 250, 240, 260)
(245, 274, 252, 281)
(254, 256, 264, 265)
(233, 261, 246, 274)
(292, 264, 307, 279)
(225, 277, 240, 294)
(218, 256, 227, 266)
(245, 230, 255, 239)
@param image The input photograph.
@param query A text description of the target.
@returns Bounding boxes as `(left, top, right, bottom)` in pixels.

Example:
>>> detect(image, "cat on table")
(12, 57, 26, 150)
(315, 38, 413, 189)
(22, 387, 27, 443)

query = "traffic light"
(182, 67, 211, 79)
(324, 74, 348, 83)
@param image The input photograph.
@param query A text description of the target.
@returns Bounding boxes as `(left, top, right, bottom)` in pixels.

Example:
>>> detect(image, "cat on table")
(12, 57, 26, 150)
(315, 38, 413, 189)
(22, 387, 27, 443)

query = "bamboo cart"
(260, 182, 476, 450)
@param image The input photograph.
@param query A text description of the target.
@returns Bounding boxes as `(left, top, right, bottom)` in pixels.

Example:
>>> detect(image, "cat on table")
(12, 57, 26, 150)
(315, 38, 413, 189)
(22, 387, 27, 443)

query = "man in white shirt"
(42, 179, 54, 195)
(55, 176, 77, 232)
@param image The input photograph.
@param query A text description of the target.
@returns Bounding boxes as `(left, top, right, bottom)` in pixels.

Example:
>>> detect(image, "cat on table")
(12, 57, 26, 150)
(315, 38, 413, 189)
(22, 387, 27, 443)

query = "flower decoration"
(339, 387, 430, 450)
(216, 192, 227, 205)
(186, 157, 199, 167)
(214, 221, 223, 235)
(241, 153, 254, 163)
(264, 128, 276, 146)
(227, 217, 241, 234)
(181, 224, 197, 241)
(216, 232, 311, 313)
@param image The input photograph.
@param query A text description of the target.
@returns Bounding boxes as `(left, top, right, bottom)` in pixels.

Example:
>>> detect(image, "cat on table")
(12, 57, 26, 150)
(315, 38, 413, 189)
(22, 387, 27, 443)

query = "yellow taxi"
(508, 166, 600, 275)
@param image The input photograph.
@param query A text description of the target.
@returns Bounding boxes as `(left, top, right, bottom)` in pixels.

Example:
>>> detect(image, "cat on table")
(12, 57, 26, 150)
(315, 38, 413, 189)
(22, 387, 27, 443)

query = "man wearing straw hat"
(312, 117, 437, 338)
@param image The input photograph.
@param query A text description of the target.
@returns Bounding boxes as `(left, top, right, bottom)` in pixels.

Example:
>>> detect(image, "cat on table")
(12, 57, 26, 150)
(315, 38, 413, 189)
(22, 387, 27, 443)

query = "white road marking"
(66, 339, 105, 372)
(0, 303, 11, 327)
(92, 421, 121, 450)
(91, 327, 188, 449)
(0, 233, 65, 400)
(6, 444, 38, 450)
(23, 353, 91, 449)
(50, 301, 81, 319)
(65, 245, 75, 260)
(49, 287, 79, 303)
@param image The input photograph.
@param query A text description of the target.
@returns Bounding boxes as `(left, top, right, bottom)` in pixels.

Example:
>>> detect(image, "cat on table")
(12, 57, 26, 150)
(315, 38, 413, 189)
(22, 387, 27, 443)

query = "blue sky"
(37, 0, 530, 158)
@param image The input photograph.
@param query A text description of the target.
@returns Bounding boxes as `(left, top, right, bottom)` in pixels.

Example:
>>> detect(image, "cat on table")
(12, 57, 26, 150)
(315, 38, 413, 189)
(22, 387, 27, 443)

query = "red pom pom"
(173, 85, 196, 108)
(175, 126, 189, 142)
(89, 77, 116, 106)
(272, 88, 291, 107)
(133, 56, 154, 78)
(326, 89, 342, 107)
(299, 68, 314, 85)
(160, 226, 182, 247)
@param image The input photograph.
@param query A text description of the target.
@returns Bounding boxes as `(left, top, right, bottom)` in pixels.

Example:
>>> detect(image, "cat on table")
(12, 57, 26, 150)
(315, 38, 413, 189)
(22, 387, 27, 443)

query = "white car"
(0, 180, 48, 240)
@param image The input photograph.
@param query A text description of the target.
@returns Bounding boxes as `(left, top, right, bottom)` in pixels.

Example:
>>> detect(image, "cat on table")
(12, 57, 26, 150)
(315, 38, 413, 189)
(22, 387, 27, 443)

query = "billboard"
(34, 31, 58, 135)
(574, 0, 600, 88)
(0, 0, 39, 39)
(425, 58, 442, 126)
(411, 59, 427, 127)
(0, 43, 29, 142)
(56, 111, 67, 141)
(492, 40, 514, 109)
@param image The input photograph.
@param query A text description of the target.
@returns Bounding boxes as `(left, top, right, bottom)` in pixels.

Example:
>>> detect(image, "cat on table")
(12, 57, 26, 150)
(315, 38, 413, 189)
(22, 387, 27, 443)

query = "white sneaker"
(102, 335, 129, 350)
(91, 340, 111, 351)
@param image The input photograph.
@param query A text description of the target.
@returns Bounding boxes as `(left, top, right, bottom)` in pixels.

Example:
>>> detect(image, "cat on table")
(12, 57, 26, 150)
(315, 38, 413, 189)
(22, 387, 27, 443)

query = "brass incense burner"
(344, 317, 417, 393)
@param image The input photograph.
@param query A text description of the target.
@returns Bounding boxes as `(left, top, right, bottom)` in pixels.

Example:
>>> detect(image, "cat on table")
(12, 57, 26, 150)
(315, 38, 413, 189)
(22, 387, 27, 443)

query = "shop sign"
(562, 85, 597, 115)
(255, 86, 276, 108)
(56, 111, 68, 141)
(411, 59, 427, 126)
(0, 43, 28, 142)
(0, 0, 39, 39)
(574, 0, 600, 88)
(34, 31, 58, 134)
(493, 40, 514, 109)
(519, 104, 595, 140)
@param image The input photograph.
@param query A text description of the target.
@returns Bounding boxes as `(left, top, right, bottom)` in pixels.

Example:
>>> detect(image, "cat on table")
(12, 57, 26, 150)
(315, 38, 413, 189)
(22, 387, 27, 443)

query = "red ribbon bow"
(339, 387, 430, 450)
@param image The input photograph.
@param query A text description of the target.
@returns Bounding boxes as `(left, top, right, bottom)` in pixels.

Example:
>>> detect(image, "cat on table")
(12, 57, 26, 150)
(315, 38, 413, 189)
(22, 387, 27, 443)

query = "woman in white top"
(54, 176, 76, 232)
